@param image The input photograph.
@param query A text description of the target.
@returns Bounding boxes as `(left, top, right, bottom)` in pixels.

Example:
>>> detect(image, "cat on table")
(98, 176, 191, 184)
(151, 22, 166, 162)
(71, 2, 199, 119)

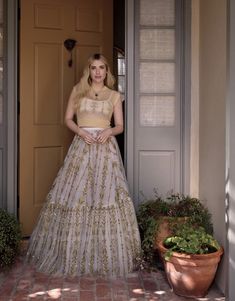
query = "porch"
(1, 0, 235, 299)
(0, 253, 224, 301)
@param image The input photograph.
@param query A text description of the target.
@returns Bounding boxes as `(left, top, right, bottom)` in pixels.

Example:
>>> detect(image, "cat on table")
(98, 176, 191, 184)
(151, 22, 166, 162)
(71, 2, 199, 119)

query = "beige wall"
(191, 0, 227, 293)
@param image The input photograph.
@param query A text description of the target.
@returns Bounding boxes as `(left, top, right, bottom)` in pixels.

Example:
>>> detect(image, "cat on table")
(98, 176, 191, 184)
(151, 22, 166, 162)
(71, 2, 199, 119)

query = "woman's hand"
(96, 128, 113, 144)
(77, 128, 96, 145)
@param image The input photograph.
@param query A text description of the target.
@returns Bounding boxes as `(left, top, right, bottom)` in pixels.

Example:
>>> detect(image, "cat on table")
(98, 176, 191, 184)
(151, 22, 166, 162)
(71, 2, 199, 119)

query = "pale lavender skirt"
(27, 129, 141, 277)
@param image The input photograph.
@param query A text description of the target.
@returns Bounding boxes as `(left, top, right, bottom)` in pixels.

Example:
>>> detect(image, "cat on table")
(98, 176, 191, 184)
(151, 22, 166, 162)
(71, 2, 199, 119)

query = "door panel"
(139, 151, 175, 196)
(35, 43, 63, 124)
(20, 0, 113, 236)
(76, 9, 102, 32)
(34, 146, 63, 206)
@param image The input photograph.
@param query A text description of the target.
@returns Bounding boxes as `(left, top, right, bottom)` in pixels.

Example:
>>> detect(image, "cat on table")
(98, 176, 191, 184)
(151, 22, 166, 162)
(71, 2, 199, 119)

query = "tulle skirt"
(27, 129, 141, 277)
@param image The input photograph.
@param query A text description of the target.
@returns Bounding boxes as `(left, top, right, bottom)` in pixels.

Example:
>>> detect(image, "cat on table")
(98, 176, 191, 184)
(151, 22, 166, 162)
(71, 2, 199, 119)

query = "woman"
(27, 53, 141, 277)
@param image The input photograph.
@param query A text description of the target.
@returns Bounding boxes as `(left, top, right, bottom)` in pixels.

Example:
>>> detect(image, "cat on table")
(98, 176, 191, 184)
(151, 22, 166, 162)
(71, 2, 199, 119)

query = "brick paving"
(0, 244, 225, 301)
(0, 257, 225, 301)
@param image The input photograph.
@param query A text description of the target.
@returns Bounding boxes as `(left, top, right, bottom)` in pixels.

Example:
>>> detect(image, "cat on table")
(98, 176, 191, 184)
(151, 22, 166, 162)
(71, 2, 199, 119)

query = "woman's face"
(89, 59, 107, 85)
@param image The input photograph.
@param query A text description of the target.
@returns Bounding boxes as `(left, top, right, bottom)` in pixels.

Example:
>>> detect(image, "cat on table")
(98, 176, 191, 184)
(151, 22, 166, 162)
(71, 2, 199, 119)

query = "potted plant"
(157, 223, 223, 298)
(137, 192, 213, 264)
(0, 209, 22, 270)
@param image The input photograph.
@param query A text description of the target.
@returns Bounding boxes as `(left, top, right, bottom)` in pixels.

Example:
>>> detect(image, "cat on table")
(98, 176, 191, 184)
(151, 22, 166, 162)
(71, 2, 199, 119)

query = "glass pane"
(118, 58, 125, 76)
(140, 29, 175, 60)
(118, 76, 125, 94)
(0, 60, 3, 92)
(0, 0, 3, 24)
(0, 93, 2, 124)
(140, 96, 175, 126)
(0, 27, 3, 57)
(140, 62, 175, 93)
(140, 0, 175, 26)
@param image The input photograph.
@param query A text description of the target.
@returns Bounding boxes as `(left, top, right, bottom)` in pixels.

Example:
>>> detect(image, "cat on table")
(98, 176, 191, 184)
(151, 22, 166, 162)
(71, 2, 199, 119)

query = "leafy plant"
(0, 209, 22, 268)
(163, 223, 221, 261)
(137, 192, 213, 265)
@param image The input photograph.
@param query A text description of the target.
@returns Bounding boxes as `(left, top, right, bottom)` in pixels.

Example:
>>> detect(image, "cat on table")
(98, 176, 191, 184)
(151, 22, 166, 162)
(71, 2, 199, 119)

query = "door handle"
(64, 39, 77, 67)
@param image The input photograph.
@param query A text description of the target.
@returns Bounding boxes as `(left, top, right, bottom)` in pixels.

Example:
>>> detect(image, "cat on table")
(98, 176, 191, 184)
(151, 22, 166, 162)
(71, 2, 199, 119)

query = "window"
(114, 47, 125, 99)
(113, 47, 125, 160)
(139, 0, 176, 127)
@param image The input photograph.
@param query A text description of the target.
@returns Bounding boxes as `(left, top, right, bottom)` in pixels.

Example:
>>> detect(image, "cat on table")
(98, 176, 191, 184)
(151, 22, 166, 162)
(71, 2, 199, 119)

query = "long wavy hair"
(73, 53, 115, 106)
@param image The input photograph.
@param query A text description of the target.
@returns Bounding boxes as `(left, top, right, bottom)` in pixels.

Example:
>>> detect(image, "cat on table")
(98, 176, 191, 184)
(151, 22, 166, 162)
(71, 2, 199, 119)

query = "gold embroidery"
(27, 132, 141, 277)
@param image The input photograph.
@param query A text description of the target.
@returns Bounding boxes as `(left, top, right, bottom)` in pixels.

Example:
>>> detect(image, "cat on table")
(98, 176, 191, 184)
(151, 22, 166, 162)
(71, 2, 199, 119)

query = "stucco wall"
(198, 0, 227, 293)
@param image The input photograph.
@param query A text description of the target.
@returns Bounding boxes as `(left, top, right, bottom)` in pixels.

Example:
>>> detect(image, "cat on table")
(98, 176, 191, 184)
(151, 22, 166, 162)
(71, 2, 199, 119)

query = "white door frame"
(125, 0, 135, 195)
(125, 0, 192, 200)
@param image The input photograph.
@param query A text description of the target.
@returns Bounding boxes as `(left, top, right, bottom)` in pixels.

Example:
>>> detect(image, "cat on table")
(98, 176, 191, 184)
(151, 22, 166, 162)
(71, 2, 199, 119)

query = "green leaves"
(163, 224, 221, 261)
(137, 192, 215, 266)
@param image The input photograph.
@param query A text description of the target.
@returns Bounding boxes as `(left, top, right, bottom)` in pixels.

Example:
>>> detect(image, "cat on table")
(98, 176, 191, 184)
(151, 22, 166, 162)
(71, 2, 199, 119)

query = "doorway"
(113, 0, 125, 159)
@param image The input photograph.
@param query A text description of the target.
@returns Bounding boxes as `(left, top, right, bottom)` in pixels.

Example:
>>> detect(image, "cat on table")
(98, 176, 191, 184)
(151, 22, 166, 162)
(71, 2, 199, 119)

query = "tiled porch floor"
(0, 254, 225, 301)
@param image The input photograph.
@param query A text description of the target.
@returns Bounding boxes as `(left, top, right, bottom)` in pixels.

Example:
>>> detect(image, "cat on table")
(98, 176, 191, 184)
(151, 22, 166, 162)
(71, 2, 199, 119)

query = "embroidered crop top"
(74, 86, 122, 128)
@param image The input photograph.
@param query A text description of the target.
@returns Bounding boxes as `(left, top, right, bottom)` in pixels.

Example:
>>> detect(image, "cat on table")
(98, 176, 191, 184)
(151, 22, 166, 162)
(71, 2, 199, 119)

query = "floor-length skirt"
(27, 129, 141, 277)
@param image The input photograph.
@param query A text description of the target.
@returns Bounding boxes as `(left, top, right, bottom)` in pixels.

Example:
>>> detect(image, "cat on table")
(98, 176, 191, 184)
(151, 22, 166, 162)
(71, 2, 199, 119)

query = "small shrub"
(137, 192, 213, 265)
(0, 209, 21, 269)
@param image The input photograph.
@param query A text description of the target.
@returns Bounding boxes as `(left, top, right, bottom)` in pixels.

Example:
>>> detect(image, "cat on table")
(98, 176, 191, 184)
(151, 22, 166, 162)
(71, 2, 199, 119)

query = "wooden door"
(20, 0, 113, 236)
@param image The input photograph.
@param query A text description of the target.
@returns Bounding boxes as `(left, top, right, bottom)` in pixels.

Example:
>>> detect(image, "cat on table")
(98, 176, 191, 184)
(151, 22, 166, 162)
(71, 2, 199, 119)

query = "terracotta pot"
(155, 216, 188, 247)
(157, 240, 223, 298)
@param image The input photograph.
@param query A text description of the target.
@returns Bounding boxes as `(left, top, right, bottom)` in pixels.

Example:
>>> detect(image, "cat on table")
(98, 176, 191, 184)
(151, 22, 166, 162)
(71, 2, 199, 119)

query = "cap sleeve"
(111, 91, 123, 106)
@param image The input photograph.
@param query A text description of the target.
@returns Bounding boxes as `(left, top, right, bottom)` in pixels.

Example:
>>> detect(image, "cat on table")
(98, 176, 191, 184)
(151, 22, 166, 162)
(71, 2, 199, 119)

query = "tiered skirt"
(27, 129, 141, 277)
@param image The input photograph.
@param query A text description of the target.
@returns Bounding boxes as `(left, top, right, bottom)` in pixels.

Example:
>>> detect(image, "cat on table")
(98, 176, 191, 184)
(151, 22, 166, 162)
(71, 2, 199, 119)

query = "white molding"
(182, 0, 192, 194)
(125, 0, 135, 198)
(190, 0, 200, 197)
(7, 0, 18, 215)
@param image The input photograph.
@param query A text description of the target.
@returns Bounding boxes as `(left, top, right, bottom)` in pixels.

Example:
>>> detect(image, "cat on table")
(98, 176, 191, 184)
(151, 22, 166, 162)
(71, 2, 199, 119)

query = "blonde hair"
(73, 54, 115, 106)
